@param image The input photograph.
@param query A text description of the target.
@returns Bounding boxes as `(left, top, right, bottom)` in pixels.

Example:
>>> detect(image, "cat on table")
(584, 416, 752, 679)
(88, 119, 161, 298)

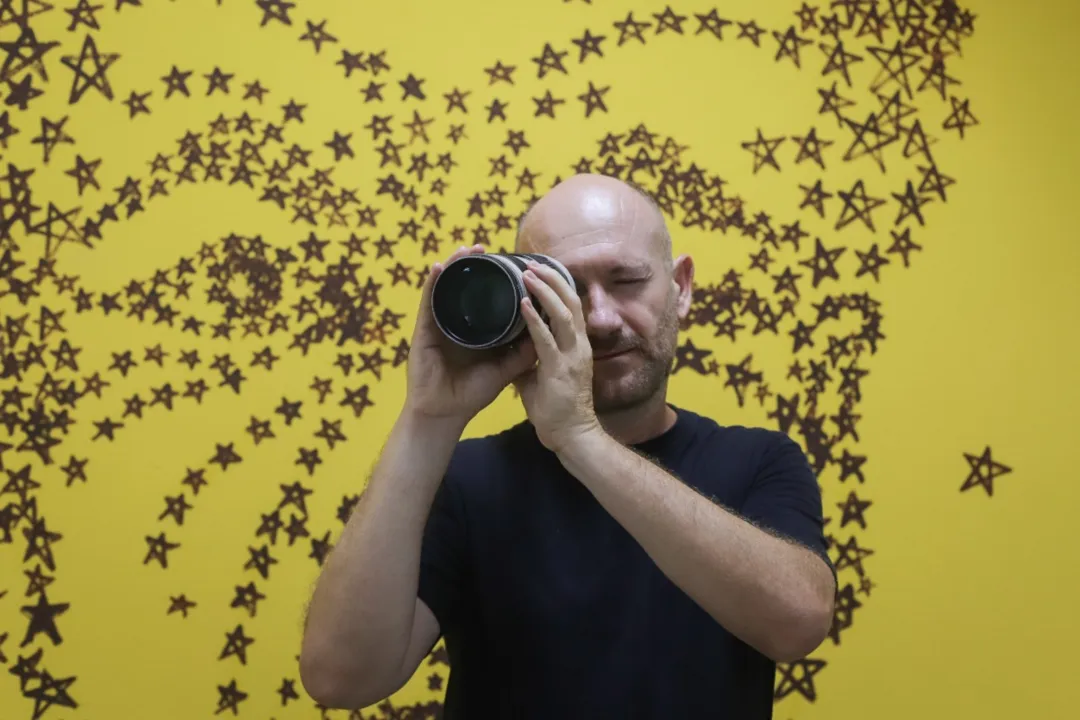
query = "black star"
(215, 679, 248, 715)
(741, 128, 785, 173)
(570, 28, 606, 62)
(209, 442, 242, 470)
(340, 385, 374, 417)
(92, 417, 123, 440)
(798, 237, 846, 288)
(828, 583, 862, 644)
(886, 227, 922, 267)
(256, 0, 293, 25)
(817, 81, 855, 126)
(443, 86, 469, 112)
(144, 532, 180, 568)
(244, 544, 278, 579)
(220, 624, 255, 664)
(30, 116, 74, 164)
(819, 40, 863, 86)
(672, 338, 711, 374)
(792, 128, 833, 169)
(612, 11, 650, 45)
(532, 42, 568, 77)
(483, 60, 515, 84)
(61, 455, 88, 485)
(284, 513, 310, 545)
(181, 467, 208, 495)
(159, 493, 193, 525)
(299, 19, 336, 53)
(917, 162, 954, 201)
(835, 179, 886, 231)
(66, 0, 103, 30)
(314, 418, 346, 449)
(854, 242, 890, 280)
(167, 594, 196, 617)
(257, 511, 282, 546)
(833, 535, 874, 575)
(24, 668, 78, 718)
(695, 9, 732, 39)
(961, 446, 1011, 497)
(23, 563, 54, 597)
(122, 89, 151, 118)
(868, 40, 920, 97)
(837, 490, 871, 529)
(577, 81, 610, 117)
(60, 33, 118, 103)
(943, 95, 978, 138)
(652, 5, 687, 34)
(20, 591, 69, 646)
(310, 531, 333, 566)
(399, 72, 426, 100)
(295, 447, 321, 475)
(245, 416, 274, 444)
(775, 658, 826, 701)
(736, 19, 765, 46)
(277, 677, 300, 704)
(230, 581, 266, 617)
(772, 25, 812, 67)
(6, 71, 43, 109)
(891, 179, 932, 227)
(161, 65, 191, 97)
(243, 80, 269, 102)
(204, 66, 233, 95)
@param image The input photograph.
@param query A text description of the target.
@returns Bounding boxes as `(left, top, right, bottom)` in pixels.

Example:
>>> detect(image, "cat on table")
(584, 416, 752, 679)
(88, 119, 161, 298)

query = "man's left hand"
(513, 260, 601, 453)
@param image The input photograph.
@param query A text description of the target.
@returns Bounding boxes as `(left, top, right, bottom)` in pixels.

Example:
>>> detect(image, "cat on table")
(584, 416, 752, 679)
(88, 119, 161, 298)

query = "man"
(300, 174, 836, 718)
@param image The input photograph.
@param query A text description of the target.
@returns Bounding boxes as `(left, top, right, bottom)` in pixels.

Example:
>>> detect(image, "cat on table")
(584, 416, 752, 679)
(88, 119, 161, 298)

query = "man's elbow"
(765, 582, 835, 663)
(299, 643, 393, 711)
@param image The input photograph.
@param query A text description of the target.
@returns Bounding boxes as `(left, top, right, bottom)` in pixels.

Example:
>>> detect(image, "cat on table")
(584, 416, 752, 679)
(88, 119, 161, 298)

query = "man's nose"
(584, 287, 621, 335)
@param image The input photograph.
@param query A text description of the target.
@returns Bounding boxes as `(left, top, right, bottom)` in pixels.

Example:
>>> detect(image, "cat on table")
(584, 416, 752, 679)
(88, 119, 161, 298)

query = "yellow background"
(1, 0, 1077, 718)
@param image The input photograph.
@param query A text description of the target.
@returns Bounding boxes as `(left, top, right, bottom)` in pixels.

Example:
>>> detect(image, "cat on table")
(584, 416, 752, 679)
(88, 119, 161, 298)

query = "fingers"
(520, 296, 559, 365)
(499, 336, 538, 384)
(522, 267, 579, 350)
(524, 261, 582, 328)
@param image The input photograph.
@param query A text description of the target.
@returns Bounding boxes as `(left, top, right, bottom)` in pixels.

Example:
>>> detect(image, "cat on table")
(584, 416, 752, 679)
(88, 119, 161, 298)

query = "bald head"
(515, 174, 673, 272)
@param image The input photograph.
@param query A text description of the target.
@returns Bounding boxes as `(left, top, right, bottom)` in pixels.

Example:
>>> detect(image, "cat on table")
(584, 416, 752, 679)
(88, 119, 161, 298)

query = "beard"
(590, 298, 680, 414)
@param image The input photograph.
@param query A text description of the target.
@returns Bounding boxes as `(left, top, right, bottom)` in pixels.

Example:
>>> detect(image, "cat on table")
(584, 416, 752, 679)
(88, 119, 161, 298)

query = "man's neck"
(597, 392, 677, 446)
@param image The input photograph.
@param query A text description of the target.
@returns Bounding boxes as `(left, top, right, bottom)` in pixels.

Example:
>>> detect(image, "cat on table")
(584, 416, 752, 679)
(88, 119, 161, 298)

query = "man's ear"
(672, 254, 695, 319)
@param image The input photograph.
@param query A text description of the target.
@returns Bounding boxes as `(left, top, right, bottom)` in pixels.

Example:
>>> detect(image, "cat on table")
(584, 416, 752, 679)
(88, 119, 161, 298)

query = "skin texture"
(512, 174, 835, 661)
(515, 174, 694, 445)
(298, 174, 834, 711)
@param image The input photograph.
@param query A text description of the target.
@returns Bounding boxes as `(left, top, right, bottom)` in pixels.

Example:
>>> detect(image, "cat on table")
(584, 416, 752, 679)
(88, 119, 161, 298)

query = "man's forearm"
(556, 427, 834, 662)
(300, 409, 466, 702)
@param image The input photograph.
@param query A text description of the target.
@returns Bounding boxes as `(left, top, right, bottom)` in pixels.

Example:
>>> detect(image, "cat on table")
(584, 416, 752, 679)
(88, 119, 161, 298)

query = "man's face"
(518, 178, 693, 414)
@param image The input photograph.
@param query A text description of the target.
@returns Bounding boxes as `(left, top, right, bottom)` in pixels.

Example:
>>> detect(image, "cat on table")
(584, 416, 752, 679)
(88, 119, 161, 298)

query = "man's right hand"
(403, 245, 538, 425)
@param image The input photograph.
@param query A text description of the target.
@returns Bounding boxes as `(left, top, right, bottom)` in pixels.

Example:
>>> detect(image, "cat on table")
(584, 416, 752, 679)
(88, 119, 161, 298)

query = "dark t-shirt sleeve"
(740, 432, 836, 584)
(417, 468, 469, 638)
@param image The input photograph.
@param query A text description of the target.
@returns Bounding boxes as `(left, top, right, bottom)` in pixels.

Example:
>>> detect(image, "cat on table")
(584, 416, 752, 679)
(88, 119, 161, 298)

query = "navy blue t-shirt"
(417, 405, 832, 718)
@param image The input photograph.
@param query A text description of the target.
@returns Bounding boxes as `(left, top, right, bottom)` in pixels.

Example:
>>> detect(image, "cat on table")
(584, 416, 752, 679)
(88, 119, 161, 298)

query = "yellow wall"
(2, 0, 1077, 717)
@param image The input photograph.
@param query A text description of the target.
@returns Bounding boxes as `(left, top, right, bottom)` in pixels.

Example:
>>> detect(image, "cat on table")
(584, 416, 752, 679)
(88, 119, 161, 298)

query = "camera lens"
(431, 255, 523, 349)
(431, 252, 576, 349)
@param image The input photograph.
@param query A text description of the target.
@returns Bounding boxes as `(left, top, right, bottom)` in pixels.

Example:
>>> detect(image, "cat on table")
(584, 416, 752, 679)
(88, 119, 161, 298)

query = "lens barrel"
(430, 253, 575, 349)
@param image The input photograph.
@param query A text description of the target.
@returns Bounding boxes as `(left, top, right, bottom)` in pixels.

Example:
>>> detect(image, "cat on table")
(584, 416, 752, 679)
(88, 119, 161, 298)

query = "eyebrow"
(610, 260, 653, 276)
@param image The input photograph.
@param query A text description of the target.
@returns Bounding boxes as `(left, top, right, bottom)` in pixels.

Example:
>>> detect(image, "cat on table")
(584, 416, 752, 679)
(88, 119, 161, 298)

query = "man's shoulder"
(675, 405, 792, 458)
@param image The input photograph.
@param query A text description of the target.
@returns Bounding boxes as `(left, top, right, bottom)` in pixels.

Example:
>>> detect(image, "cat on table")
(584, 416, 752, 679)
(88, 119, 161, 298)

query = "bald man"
(300, 174, 836, 718)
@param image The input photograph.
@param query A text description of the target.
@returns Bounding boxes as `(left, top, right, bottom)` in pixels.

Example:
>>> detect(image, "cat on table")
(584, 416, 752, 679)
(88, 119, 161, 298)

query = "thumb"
(499, 337, 537, 383)
(512, 365, 538, 405)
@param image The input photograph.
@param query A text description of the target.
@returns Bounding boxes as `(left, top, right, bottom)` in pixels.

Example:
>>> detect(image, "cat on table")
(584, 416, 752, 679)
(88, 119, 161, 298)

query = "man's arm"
(555, 427, 835, 663)
(299, 409, 465, 708)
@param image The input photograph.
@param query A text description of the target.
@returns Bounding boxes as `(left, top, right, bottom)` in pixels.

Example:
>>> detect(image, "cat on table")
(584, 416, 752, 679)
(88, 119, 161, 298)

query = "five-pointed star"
(961, 446, 1012, 497)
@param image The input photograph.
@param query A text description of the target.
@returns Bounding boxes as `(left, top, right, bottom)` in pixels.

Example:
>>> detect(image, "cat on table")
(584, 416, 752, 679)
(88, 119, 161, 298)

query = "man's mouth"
(594, 349, 629, 360)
